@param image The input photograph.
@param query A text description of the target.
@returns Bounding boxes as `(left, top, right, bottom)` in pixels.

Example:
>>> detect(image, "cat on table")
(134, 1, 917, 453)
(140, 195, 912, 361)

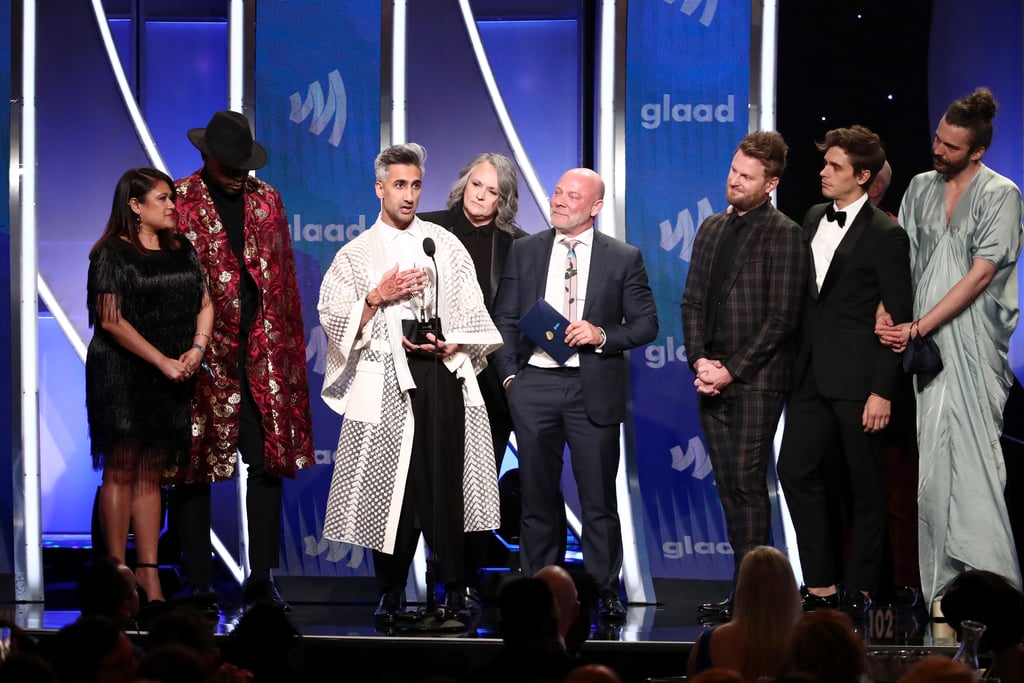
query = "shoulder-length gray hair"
(446, 153, 520, 233)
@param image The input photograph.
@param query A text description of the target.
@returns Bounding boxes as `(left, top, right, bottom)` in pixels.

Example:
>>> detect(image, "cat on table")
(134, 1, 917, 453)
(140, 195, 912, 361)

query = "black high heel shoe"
(134, 563, 171, 628)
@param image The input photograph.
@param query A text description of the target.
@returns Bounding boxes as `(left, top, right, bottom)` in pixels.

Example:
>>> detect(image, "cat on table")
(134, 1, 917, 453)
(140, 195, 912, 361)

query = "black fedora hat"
(188, 110, 268, 170)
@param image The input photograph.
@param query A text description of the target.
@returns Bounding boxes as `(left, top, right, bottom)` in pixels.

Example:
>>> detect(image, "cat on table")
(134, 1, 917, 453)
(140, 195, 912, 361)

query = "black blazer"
(418, 205, 527, 313)
(797, 200, 913, 401)
(493, 228, 659, 425)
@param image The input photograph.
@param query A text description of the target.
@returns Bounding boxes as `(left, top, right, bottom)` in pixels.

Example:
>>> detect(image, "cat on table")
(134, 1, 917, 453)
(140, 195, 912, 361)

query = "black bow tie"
(825, 205, 847, 227)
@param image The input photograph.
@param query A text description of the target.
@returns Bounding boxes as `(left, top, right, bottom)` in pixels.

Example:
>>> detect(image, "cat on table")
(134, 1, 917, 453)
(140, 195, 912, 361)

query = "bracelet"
(194, 332, 211, 340)
(365, 291, 380, 310)
(191, 343, 206, 354)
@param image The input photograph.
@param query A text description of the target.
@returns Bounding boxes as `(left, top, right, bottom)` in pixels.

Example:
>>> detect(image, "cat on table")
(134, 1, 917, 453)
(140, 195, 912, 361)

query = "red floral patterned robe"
(174, 170, 314, 482)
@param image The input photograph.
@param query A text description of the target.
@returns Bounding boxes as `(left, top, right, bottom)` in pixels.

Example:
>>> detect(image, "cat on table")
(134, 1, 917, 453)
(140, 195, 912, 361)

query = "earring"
(134, 213, 141, 232)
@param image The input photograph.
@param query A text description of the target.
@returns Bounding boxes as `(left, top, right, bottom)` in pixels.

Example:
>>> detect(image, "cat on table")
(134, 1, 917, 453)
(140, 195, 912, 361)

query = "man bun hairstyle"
(945, 87, 998, 152)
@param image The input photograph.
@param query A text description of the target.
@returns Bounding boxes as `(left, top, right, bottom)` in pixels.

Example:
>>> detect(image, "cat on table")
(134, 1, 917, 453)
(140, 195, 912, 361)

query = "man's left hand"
(565, 320, 603, 347)
(862, 393, 891, 433)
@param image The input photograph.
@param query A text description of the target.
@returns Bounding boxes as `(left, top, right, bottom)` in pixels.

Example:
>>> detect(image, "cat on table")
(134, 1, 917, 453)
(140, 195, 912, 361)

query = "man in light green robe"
(881, 88, 1024, 604)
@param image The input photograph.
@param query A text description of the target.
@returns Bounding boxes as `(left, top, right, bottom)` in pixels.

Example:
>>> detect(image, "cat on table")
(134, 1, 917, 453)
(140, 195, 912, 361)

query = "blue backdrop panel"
(407, 2, 577, 231)
(255, 0, 382, 578)
(928, 0, 1024, 377)
(1, 0, 13, 575)
(625, 1, 751, 580)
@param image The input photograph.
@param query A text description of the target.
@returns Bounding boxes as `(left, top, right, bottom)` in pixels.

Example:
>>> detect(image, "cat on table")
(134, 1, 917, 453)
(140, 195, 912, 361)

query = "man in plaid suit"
(682, 131, 808, 619)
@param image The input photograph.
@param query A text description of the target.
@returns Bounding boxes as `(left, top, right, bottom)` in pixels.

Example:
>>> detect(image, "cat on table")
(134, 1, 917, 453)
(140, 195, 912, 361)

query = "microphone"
(404, 237, 444, 343)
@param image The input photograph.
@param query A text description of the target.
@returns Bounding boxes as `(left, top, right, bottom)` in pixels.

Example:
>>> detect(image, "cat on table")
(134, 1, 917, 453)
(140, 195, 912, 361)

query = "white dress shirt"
(811, 193, 869, 293)
(528, 227, 595, 368)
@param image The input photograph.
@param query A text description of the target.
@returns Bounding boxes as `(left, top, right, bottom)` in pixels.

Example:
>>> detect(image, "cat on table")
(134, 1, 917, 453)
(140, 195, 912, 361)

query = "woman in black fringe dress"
(86, 167, 213, 603)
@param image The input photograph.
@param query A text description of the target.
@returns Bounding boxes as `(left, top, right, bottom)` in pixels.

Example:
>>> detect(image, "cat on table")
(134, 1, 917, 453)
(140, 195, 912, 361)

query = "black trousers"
(777, 366, 887, 593)
(171, 353, 282, 586)
(463, 358, 513, 586)
(509, 365, 622, 593)
(373, 353, 466, 596)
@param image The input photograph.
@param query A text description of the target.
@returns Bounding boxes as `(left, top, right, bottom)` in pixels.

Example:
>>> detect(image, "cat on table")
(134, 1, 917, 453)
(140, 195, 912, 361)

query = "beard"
(933, 153, 970, 178)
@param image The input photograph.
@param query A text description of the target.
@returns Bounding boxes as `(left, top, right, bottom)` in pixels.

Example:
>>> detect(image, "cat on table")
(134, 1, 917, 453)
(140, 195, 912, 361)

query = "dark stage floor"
(2, 542, 959, 682)
(4, 578, 959, 683)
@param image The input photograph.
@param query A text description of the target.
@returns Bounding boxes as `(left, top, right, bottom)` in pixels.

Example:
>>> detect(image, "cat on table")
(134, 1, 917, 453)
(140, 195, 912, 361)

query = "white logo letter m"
(290, 69, 347, 147)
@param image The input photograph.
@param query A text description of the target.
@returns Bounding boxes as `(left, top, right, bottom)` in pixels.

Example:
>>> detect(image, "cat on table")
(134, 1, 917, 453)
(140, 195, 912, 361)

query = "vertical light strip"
(596, 0, 621, 240)
(756, 0, 800, 583)
(89, 0, 168, 172)
(456, 0, 549, 223)
(391, 0, 406, 142)
(600, 0, 654, 608)
(758, 0, 779, 132)
(228, 0, 244, 112)
(16, 0, 44, 602)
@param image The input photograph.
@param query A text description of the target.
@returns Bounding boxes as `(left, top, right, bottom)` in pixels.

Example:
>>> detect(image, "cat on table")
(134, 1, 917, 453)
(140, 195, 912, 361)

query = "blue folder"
(518, 298, 575, 364)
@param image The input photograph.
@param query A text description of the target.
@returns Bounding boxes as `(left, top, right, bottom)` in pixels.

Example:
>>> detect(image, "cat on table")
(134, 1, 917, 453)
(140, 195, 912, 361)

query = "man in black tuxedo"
(777, 125, 913, 612)
(419, 152, 527, 601)
(682, 131, 808, 619)
(493, 168, 658, 622)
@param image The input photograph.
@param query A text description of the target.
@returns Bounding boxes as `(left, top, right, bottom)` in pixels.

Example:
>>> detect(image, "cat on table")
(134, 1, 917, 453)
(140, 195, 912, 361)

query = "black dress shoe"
(243, 578, 290, 612)
(439, 588, 475, 622)
(841, 590, 872, 614)
(800, 586, 840, 611)
(599, 593, 627, 623)
(374, 591, 404, 627)
(697, 592, 733, 614)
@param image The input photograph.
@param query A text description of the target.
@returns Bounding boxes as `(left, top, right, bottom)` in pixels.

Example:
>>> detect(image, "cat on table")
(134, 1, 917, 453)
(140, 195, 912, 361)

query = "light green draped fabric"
(900, 164, 1024, 603)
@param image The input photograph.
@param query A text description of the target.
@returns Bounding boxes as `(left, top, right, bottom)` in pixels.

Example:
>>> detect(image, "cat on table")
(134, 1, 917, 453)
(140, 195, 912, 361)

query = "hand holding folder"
(518, 299, 575, 364)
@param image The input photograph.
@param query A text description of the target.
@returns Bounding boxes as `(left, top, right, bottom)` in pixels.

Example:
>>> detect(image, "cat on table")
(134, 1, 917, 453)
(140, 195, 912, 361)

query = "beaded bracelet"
(194, 332, 211, 340)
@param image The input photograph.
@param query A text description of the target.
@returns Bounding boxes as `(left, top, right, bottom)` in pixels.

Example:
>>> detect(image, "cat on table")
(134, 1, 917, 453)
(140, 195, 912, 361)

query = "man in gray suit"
(493, 168, 658, 623)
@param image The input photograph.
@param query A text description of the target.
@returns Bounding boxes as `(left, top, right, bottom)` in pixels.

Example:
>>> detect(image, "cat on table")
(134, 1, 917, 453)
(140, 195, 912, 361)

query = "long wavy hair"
(90, 167, 180, 257)
(730, 546, 803, 681)
(445, 152, 520, 234)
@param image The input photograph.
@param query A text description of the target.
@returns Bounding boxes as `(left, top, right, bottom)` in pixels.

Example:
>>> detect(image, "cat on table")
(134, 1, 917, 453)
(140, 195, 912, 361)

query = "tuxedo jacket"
(797, 201, 913, 401)
(493, 228, 659, 426)
(418, 205, 528, 314)
(681, 202, 808, 392)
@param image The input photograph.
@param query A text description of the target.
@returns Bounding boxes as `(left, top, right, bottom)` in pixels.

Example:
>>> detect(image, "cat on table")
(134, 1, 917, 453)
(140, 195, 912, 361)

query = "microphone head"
(422, 237, 436, 257)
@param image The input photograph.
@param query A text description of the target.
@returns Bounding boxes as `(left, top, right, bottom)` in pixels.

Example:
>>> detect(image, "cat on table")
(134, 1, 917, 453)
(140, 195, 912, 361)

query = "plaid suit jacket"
(681, 202, 808, 392)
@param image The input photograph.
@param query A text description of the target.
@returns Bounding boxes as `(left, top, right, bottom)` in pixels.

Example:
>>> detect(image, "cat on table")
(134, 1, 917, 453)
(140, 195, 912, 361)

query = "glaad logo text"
(290, 69, 347, 147)
(663, 0, 718, 27)
(660, 197, 714, 262)
(641, 94, 734, 130)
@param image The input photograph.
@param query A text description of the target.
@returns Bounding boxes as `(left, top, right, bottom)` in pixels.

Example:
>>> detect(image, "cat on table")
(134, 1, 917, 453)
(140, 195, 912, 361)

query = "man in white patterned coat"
(318, 143, 502, 627)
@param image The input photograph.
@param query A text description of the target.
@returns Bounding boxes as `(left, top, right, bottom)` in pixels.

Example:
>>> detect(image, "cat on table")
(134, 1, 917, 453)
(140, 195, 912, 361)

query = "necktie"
(561, 238, 580, 321)
(825, 205, 847, 227)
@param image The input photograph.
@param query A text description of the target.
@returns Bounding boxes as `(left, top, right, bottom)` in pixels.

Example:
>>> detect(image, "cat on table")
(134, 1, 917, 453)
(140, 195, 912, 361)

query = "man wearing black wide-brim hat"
(172, 110, 315, 611)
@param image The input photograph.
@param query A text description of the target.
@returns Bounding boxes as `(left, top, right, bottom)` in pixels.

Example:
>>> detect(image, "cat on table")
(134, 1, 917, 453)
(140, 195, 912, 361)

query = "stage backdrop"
(255, 0, 383, 578)
(625, 0, 752, 580)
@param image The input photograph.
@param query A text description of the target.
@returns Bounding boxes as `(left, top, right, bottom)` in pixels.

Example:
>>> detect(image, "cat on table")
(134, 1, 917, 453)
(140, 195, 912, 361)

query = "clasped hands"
(694, 358, 732, 396)
(874, 309, 915, 354)
(159, 346, 204, 383)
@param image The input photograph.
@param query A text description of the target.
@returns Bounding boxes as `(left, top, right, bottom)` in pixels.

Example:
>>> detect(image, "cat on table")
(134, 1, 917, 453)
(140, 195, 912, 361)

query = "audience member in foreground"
(463, 577, 577, 683)
(941, 569, 1024, 683)
(896, 655, 976, 683)
(686, 546, 802, 682)
(783, 609, 866, 683)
